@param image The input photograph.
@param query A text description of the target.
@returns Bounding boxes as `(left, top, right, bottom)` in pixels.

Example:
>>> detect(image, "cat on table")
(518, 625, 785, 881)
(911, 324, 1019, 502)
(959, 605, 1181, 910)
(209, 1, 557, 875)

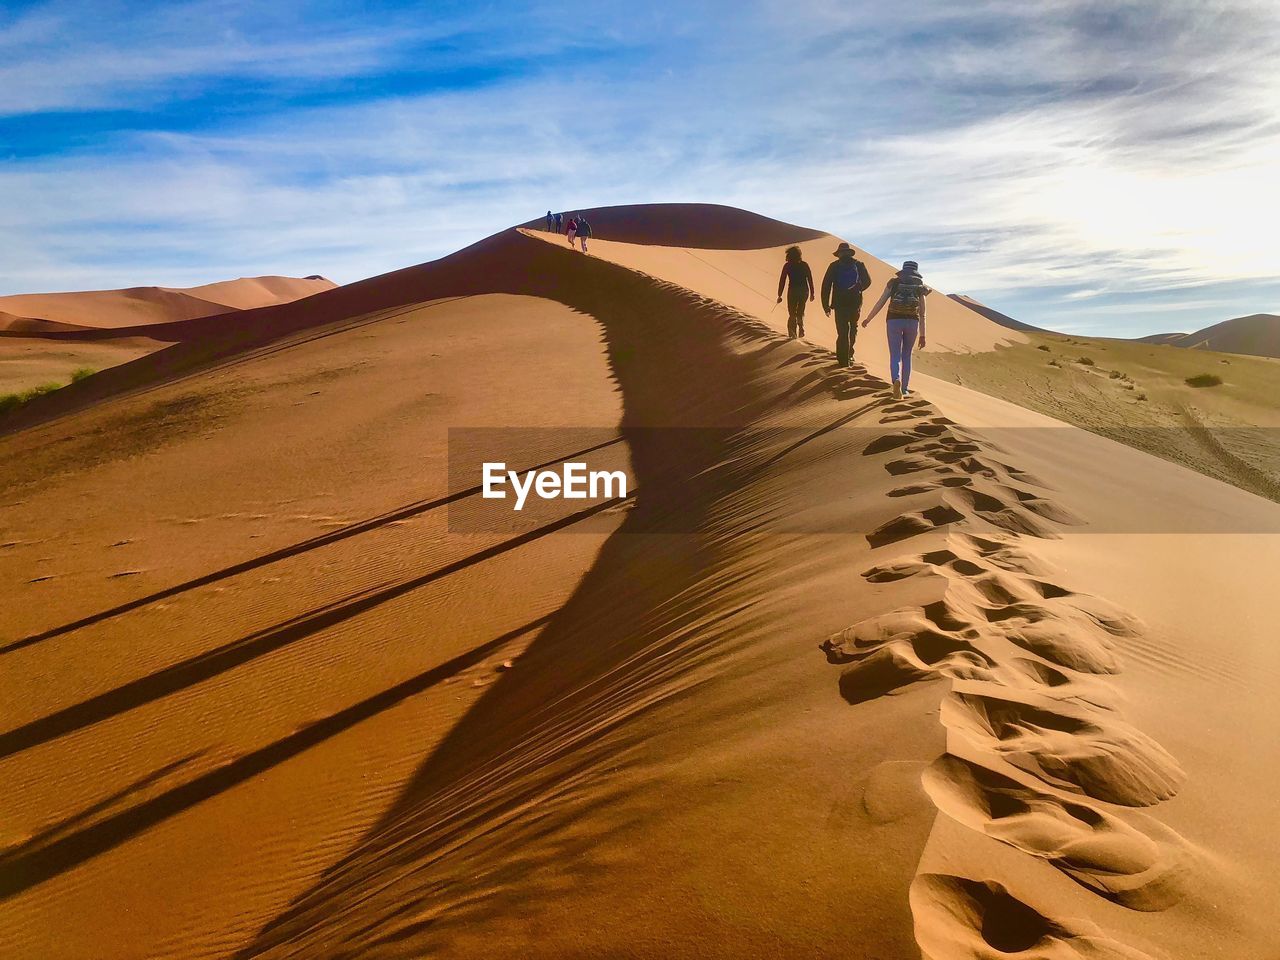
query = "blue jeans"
(887, 316, 919, 390)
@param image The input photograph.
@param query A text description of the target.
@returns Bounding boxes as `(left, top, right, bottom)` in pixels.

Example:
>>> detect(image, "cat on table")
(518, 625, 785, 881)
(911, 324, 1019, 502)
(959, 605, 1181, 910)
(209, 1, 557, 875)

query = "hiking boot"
(892, 380, 903, 399)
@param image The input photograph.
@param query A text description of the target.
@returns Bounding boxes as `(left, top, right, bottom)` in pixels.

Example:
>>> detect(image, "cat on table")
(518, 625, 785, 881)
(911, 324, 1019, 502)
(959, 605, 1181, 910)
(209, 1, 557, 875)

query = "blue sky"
(2, 0, 1278, 335)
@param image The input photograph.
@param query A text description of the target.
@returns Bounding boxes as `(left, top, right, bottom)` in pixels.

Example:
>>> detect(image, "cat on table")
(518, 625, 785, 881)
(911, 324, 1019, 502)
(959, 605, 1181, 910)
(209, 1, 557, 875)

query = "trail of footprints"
(634, 286, 1192, 953)
(822, 396, 1194, 959)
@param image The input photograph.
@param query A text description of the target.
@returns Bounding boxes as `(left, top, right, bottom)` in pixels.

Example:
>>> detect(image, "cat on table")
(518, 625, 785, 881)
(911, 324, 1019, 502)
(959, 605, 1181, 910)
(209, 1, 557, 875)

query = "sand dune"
(1142, 313, 1280, 360)
(0, 275, 337, 400)
(948, 294, 1045, 333)
(0, 276, 335, 331)
(3, 205, 1279, 960)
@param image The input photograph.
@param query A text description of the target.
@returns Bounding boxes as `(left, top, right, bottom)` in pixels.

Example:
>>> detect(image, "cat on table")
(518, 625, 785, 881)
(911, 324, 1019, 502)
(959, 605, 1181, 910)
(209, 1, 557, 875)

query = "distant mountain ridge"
(1136, 313, 1280, 359)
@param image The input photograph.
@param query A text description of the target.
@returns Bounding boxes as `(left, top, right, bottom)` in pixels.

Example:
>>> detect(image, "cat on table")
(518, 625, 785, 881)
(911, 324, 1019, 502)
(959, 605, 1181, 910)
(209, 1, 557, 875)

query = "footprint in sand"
(923, 755, 1192, 911)
(910, 874, 1158, 960)
(941, 690, 1185, 807)
(867, 504, 968, 548)
(821, 610, 995, 703)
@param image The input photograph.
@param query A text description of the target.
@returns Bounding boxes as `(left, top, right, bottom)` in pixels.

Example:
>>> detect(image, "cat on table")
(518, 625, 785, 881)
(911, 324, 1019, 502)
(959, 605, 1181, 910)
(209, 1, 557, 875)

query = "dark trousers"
(833, 305, 860, 366)
(787, 294, 808, 338)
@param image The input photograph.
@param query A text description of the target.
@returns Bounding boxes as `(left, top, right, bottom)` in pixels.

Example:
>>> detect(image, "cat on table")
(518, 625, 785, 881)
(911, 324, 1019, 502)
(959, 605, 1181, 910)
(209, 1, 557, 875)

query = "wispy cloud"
(1, 0, 1277, 336)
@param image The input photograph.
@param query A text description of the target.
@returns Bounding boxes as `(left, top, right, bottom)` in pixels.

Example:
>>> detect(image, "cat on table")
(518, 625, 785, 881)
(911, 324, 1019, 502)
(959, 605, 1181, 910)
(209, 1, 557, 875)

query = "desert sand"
(3, 204, 1279, 959)
(0, 276, 335, 331)
(0, 276, 337, 403)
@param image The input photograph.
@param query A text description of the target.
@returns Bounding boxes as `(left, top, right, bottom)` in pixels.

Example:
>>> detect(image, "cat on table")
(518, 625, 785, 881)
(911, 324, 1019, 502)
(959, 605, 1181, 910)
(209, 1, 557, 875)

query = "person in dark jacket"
(777, 245, 815, 339)
(554, 212, 563, 233)
(576, 215, 593, 253)
(546, 210, 554, 232)
(821, 242, 872, 367)
(863, 260, 931, 399)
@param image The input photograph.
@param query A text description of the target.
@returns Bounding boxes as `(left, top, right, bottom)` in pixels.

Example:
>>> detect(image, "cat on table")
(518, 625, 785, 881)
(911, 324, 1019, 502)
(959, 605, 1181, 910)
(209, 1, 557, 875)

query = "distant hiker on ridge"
(576, 215, 593, 253)
(821, 242, 872, 367)
(566, 215, 579, 247)
(863, 259, 931, 399)
(546, 210, 554, 232)
(554, 211, 564, 233)
(776, 246, 815, 339)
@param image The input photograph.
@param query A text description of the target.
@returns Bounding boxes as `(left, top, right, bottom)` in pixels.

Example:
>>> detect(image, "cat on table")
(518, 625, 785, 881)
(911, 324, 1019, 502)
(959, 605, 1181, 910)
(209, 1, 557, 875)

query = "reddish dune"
(524, 202, 827, 249)
(0, 276, 336, 331)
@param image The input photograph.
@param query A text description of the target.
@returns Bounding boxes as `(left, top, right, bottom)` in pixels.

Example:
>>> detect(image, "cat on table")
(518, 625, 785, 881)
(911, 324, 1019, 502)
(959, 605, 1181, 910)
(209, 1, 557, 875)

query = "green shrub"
(1185, 373, 1222, 388)
(0, 381, 63, 416)
(70, 367, 96, 383)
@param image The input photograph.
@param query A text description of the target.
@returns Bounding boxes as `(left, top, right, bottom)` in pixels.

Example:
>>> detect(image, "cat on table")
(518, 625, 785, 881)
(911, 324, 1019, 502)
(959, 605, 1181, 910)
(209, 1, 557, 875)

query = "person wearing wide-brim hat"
(820, 242, 872, 367)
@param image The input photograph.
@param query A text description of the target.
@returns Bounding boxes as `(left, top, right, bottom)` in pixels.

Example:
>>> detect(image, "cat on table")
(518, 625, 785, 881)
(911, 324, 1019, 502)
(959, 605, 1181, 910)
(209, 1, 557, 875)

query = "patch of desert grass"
(71, 367, 96, 382)
(0, 381, 63, 415)
(1076, 356, 1095, 366)
(1185, 373, 1223, 388)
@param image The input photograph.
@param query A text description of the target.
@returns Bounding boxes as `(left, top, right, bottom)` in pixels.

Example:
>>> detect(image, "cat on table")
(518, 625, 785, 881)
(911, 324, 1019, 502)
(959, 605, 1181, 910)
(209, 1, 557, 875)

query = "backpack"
(832, 259, 868, 292)
(888, 273, 926, 317)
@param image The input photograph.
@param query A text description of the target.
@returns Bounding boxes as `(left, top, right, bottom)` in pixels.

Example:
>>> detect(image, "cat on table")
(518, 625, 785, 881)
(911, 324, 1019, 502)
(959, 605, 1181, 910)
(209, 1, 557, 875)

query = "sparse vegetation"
(0, 382, 62, 415)
(71, 367, 96, 382)
(1047, 359, 1060, 367)
(1036, 344, 1050, 352)
(1109, 370, 1124, 379)
(1135, 392, 1147, 401)
(1077, 356, 1095, 366)
(1185, 373, 1223, 388)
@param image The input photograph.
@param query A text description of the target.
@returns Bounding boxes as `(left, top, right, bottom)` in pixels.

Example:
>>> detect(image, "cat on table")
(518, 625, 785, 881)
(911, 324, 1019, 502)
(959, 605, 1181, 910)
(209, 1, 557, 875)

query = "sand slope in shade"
(2, 207, 1279, 960)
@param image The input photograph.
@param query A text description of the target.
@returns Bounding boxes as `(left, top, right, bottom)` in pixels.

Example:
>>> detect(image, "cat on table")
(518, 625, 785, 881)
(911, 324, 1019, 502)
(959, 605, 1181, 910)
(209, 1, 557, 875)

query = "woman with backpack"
(862, 260, 930, 399)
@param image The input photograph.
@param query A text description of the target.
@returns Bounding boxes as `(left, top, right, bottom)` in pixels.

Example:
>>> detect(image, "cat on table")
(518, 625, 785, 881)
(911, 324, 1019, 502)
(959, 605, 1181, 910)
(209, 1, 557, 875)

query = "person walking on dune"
(554, 211, 563, 234)
(546, 210, 554, 232)
(821, 242, 872, 367)
(777, 246, 815, 339)
(863, 260, 930, 399)
(566, 215, 579, 247)
(576, 215, 593, 253)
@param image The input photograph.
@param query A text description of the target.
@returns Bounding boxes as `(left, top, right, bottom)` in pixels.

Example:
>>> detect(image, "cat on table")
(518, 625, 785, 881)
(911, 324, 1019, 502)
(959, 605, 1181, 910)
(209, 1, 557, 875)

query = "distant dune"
(3, 205, 1280, 960)
(947, 293, 1045, 333)
(0, 275, 336, 332)
(524, 202, 828, 249)
(1137, 313, 1280, 359)
(1135, 331, 1191, 345)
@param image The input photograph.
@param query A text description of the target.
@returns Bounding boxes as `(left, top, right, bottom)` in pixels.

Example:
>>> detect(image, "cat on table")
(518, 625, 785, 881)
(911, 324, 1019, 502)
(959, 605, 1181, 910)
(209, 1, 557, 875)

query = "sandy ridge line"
(236, 236, 931, 959)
